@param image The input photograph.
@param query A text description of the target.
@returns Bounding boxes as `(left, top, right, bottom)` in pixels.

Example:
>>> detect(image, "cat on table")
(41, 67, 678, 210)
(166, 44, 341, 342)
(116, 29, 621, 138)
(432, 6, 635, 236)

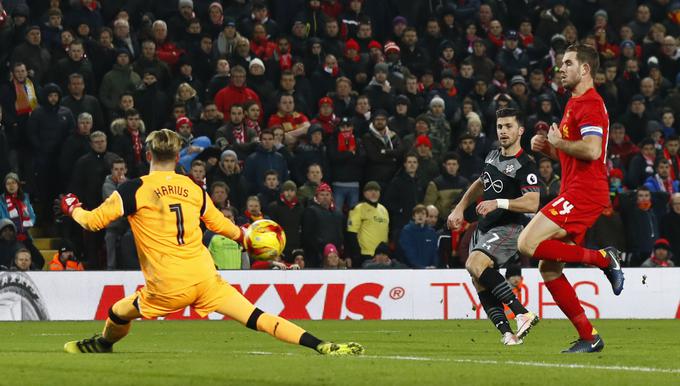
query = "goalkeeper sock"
(101, 318, 131, 346)
(249, 309, 308, 346)
(479, 267, 528, 315)
(477, 290, 512, 335)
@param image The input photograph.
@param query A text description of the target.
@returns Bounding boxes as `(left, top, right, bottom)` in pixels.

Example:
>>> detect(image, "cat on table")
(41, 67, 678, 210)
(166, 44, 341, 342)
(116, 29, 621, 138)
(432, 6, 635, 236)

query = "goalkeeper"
(62, 129, 363, 356)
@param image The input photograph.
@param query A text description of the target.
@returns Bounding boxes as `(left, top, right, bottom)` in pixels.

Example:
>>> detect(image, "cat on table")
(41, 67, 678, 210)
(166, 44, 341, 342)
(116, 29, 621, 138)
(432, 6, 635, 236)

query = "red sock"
(544, 274, 595, 341)
(533, 240, 609, 268)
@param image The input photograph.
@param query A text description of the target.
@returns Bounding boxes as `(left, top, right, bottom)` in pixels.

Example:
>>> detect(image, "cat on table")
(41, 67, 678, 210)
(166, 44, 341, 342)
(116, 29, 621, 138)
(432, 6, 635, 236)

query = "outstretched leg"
(64, 294, 141, 353)
(215, 284, 363, 355)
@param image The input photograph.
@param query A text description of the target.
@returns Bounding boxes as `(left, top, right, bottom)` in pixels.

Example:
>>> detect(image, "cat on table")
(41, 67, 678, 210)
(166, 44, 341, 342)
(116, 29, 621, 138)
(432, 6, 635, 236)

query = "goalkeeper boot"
(64, 334, 113, 354)
(316, 341, 364, 356)
(515, 311, 540, 339)
(600, 247, 624, 295)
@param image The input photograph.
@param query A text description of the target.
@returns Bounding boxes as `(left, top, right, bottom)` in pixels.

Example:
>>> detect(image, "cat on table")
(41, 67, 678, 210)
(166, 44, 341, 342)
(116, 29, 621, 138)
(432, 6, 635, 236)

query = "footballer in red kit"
(540, 87, 610, 245)
(517, 44, 624, 354)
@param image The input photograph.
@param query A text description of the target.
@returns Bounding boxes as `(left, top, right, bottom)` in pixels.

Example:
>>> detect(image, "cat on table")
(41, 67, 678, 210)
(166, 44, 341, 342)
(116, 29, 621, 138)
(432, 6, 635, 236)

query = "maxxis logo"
(0, 272, 50, 320)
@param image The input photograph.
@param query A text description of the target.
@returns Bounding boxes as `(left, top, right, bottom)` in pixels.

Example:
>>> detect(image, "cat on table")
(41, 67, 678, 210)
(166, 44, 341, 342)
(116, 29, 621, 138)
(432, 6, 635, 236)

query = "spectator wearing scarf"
(0, 173, 35, 243)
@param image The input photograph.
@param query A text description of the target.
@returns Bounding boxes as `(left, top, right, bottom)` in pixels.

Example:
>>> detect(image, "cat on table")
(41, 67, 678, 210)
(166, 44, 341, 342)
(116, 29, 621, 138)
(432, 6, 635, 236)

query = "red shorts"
(540, 191, 608, 245)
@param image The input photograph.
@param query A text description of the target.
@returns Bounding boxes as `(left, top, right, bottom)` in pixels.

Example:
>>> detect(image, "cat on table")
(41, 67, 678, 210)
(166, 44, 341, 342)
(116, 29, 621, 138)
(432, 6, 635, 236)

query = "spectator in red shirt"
(311, 97, 339, 137)
(151, 20, 184, 67)
(214, 65, 262, 123)
(267, 93, 310, 144)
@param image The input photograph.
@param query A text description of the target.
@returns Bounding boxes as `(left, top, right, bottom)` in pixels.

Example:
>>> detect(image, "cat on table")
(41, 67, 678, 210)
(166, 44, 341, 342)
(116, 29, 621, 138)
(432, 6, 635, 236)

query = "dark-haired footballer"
(448, 107, 540, 346)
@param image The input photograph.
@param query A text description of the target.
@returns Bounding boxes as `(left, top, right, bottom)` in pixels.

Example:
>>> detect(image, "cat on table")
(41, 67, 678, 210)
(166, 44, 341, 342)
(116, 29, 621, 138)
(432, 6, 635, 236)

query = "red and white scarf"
(4, 193, 33, 241)
(654, 174, 677, 193)
(232, 124, 247, 144)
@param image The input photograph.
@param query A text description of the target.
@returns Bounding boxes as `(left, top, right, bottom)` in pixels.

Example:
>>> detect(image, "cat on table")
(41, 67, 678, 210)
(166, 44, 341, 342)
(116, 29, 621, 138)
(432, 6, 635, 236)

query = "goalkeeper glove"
(61, 193, 82, 216)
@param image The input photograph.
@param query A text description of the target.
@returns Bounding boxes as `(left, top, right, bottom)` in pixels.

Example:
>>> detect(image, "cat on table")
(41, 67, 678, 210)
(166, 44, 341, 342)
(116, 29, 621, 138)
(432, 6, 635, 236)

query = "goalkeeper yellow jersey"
(72, 170, 241, 293)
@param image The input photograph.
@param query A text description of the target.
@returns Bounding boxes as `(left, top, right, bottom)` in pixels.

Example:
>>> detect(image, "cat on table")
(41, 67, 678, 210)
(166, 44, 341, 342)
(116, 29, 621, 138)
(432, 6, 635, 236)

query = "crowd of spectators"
(0, 0, 679, 271)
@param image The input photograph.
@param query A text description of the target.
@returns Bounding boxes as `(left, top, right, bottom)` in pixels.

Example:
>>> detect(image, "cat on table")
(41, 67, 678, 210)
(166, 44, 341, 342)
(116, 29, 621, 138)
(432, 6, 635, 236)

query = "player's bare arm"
(447, 178, 483, 230)
(547, 123, 602, 161)
(476, 191, 540, 217)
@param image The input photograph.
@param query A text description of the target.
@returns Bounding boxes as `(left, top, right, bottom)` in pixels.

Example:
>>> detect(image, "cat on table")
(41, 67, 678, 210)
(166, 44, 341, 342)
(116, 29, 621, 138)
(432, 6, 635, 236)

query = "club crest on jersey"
(504, 164, 515, 174)
(482, 172, 503, 193)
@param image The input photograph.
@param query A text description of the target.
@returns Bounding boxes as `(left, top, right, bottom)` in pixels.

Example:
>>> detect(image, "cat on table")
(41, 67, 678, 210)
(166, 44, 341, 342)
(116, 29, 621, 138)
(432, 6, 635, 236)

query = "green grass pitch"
(2, 320, 679, 386)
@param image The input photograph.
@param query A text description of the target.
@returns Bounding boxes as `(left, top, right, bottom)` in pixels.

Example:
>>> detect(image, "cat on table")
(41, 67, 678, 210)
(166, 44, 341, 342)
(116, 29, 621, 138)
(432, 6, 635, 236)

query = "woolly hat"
(249, 58, 265, 71)
(430, 96, 445, 108)
(374, 62, 389, 74)
(220, 149, 238, 162)
(654, 238, 671, 251)
(372, 109, 388, 119)
(392, 16, 407, 26)
(363, 181, 381, 192)
(594, 9, 608, 20)
(281, 180, 297, 191)
(384, 41, 401, 54)
(374, 242, 390, 256)
(318, 96, 333, 107)
(609, 168, 624, 180)
(3, 172, 20, 186)
(345, 39, 360, 52)
(323, 243, 338, 258)
(176, 116, 192, 130)
(368, 40, 382, 50)
(0, 218, 16, 232)
(415, 134, 432, 149)
(179, 0, 194, 8)
(315, 182, 332, 195)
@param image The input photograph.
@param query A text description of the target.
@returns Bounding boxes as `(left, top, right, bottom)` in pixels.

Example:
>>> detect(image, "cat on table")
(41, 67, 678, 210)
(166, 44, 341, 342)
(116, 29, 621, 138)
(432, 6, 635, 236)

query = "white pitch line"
(361, 355, 680, 375)
(243, 352, 680, 375)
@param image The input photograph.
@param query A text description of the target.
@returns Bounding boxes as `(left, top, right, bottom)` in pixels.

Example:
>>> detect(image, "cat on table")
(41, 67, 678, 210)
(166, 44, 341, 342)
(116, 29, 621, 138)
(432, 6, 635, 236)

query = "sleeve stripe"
(581, 131, 603, 137)
(579, 125, 603, 135)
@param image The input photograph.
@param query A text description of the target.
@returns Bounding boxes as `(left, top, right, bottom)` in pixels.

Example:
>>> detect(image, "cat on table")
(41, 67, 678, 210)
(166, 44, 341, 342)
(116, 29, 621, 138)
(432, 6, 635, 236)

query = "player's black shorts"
(469, 224, 523, 268)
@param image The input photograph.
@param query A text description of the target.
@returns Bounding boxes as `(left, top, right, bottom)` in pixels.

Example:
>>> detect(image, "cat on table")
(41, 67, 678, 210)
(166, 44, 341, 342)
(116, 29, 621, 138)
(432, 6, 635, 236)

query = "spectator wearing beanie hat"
(176, 116, 212, 173)
(365, 62, 395, 113)
(311, 96, 340, 137)
(99, 47, 142, 116)
(322, 243, 348, 269)
(301, 182, 344, 267)
(362, 241, 406, 269)
(346, 180, 389, 267)
(267, 180, 303, 256)
(402, 114, 443, 159)
(424, 96, 452, 151)
(641, 239, 675, 267)
(207, 150, 248, 210)
(388, 95, 415, 138)
(341, 39, 369, 90)
(362, 109, 402, 187)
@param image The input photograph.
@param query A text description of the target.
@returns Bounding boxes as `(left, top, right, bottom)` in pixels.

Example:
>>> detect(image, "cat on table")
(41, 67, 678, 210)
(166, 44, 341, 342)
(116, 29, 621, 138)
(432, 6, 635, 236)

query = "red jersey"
(557, 87, 609, 204)
(267, 112, 309, 133)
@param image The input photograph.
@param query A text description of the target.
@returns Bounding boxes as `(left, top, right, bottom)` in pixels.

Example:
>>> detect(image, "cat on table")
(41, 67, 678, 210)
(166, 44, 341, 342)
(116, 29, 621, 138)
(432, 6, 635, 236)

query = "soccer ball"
(243, 219, 286, 260)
